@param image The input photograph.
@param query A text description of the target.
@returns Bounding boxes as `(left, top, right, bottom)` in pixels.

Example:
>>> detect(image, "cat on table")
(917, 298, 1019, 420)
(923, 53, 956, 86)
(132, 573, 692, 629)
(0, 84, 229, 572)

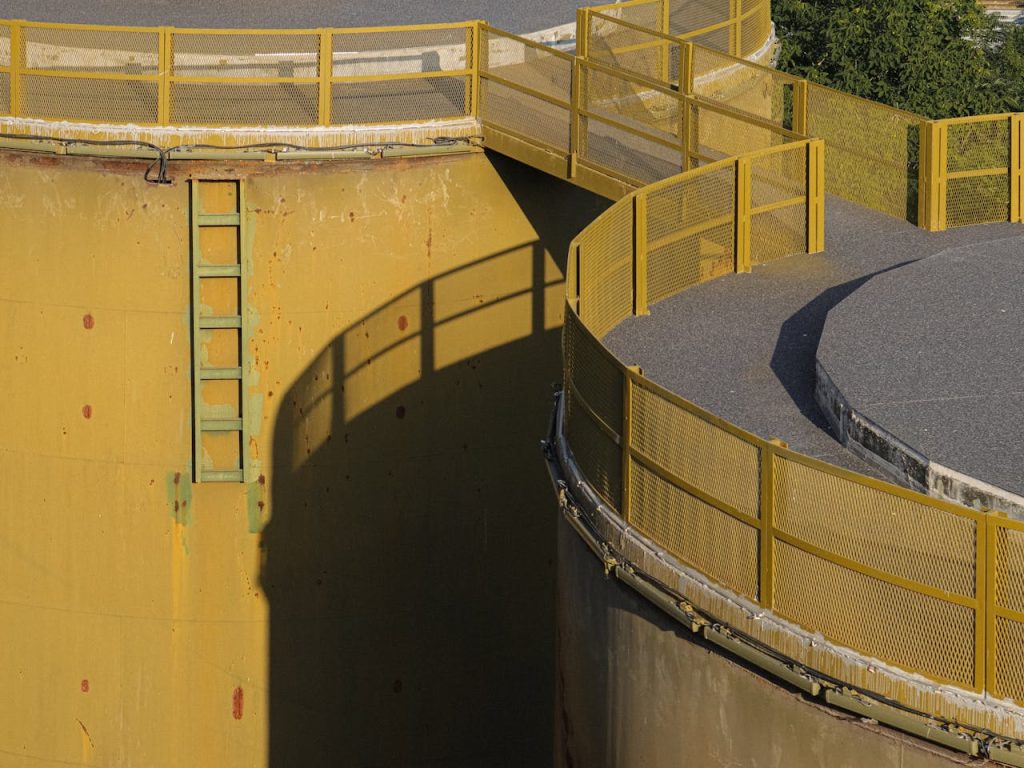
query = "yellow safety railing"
(0, 20, 478, 127)
(585, 0, 772, 59)
(563, 139, 1024, 712)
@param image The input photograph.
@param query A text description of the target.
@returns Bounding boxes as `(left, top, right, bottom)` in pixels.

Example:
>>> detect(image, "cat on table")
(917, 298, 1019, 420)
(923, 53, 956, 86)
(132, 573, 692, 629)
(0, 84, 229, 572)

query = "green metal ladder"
(189, 179, 250, 482)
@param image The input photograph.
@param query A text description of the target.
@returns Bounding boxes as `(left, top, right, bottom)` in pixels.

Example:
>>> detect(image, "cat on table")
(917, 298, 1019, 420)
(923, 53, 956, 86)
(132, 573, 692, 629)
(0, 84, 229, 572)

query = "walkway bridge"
(4, 0, 1024, 764)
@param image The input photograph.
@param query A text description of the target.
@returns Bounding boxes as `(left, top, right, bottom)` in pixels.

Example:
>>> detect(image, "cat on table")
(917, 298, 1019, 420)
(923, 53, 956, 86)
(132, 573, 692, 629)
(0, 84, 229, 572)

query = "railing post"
(807, 138, 825, 253)
(679, 43, 694, 171)
(679, 41, 694, 95)
(576, 8, 590, 60)
(983, 513, 996, 695)
(660, 0, 672, 82)
(735, 155, 752, 272)
(9, 20, 22, 117)
(792, 79, 808, 135)
(633, 192, 649, 315)
(758, 439, 783, 609)
(730, 0, 742, 56)
(158, 27, 171, 125)
(469, 22, 483, 119)
(920, 120, 947, 231)
(621, 365, 642, 525)
(570, 57, 583, 178)
(318, 29, 332, 126)
(1010, 114, 1022, 223)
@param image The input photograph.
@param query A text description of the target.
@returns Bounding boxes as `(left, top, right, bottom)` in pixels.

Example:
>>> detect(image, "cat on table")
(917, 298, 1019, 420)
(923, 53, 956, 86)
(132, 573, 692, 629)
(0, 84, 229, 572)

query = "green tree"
(773, 0, 1023, 117)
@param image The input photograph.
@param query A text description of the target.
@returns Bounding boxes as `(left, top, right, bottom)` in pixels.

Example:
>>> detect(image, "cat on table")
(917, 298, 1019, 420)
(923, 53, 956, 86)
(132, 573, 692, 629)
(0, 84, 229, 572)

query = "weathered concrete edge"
(815, 358, 1024, 519)
(543, 390, 1024, 759)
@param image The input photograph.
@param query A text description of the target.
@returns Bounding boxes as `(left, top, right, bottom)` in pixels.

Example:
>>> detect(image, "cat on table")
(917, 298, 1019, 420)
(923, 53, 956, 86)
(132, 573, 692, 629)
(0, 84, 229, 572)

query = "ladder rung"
(200, 367, 242, 380)
(199, 315, 242, 329)
(202, 469, 244, 482)
(197, 213, 240, 226)
(197, 264, 241, 278)
(201, 418, 243, 431)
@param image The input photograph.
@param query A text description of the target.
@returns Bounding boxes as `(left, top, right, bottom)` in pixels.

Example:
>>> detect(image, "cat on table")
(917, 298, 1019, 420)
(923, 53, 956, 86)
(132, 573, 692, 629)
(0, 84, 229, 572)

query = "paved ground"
(604, 198, 1023, 477)
(819, 236, 1024, 496)
(5, 1, 599, 33)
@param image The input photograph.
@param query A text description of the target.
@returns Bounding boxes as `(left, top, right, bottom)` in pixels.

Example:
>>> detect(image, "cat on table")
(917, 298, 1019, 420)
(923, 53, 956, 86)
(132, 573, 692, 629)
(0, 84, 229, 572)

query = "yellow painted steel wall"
(0, 149, 607, 766)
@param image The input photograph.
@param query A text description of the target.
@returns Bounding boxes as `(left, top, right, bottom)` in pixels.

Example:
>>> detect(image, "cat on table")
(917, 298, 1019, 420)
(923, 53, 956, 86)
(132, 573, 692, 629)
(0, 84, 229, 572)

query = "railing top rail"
(803, 80, 928, 123)
(937, 112, 1017, 125)
(479, 23, 576, 61)
(588, 9, 679, 42)
(581, 55, 682, 96)
(4, 18, 481, 35)
(587, 0, 663, 13)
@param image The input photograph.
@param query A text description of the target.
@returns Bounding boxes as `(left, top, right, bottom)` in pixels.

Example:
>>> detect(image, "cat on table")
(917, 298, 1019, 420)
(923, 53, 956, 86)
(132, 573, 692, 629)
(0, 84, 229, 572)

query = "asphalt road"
(4, 0, 601, 33)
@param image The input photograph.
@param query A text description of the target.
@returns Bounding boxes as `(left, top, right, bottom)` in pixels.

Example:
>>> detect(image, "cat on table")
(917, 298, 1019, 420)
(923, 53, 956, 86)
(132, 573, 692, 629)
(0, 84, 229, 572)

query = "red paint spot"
(80, 679, 89, 693)
(396, 405, 406, 419)
(82, 404, 92, 419)
(397, 315, 408, 332)
(82, 314, 95, 329)
(232, 687, 244, 720)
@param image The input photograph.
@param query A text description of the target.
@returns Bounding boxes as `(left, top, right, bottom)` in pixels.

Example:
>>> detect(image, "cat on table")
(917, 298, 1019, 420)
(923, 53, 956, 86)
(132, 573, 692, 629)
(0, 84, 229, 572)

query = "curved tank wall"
(555, 514, 976, 768)
(0, 148, 608, 767)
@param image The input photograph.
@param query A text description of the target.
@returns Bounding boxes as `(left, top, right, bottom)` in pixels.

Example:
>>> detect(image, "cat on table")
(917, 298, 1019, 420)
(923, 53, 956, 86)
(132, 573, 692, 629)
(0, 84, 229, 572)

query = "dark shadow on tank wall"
(261, 155, 609, 768)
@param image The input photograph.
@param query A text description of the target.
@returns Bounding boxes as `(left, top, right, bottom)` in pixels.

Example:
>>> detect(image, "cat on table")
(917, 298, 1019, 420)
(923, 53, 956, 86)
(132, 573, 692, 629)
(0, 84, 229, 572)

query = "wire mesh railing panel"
(481, 27, 572, 103)
(631, 381, 761, 519)
(23, 74, 159, 123)
(994, 616, 1024, 703)
(480, 27, 572, 153)
(806, 83, 923, 221)
(992, 520, 1024, 701)
(566, 385, 623, 507)
(583, 63, 680, 144)
(690, 100, 791, 164)
(692, 45, 795, 129)
(23, 24, 160, 75)
(945, 118, 1011, 228)
(583, 117, 683, 186)
(170, 31, 319, 78)
(0, 23, 8, 115)
(171, 81, 318, 126)
(774, 538, 978, 688)
(564, 310, 624, 508)
(631, 457, 760, 599)
(587, 13, 678, 85)
(772, 453, 980, 688)
(645, 164, 735, 302)
(947, 176, 1011, 228)
(739, 3, 771, 57)
(592, 0, 664, 31)
(0, 23, 10, 67)
(669, 0, 731, 38)
(331, 26, 470, 78)
(578, 202, 635, 338)
(564, 308, 624, 436)
(773, 457, 978, 597)
(749, 145, 806, 264)
(947, 118, 1009, 174)
(996, 523, 1024, 614)
(481, 80, 571, 151)
(332, 77, 467, 125)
